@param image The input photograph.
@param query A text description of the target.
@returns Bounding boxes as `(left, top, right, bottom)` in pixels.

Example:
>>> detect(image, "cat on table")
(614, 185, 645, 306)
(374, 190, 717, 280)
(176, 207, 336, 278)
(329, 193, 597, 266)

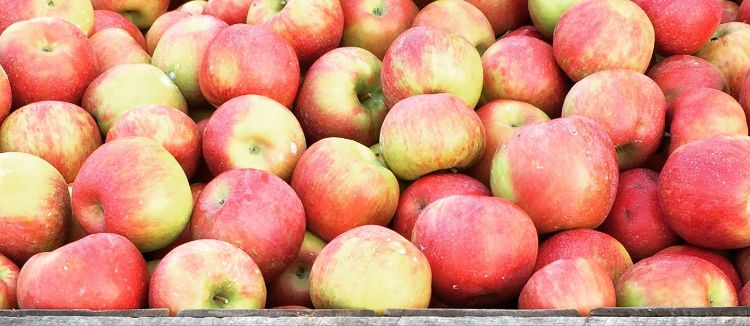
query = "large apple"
(465, 0, 527, 36)
(656, 245, 743, 293)
(669, 88, 748, 153)
(266, 232, 326, 308)
(381, 26, 483, 108)
(633, 0, 722, 56)
(17, 233, 149, 309)
(491, 116, 619, 234)
(647, 55, 729, 105)
(89, 28, 151, 74)
(553, 0, 655, 81)
(309, 225, 431, 314)
(291, 137, 399, 242)
(93, 10, 146, 50)
(0, 17, 98, 108)
(0, 0, 94, 36)
(145, 11, 191, 55)
(72, 137, 193, 252)
(0, 65, 8, 125)
(0, 253, 19, 309)
(412, 0, 494, 54)
(412, 195, 537, 307)
(204, 0, 252, 24)
(340, 0, 418, 59)
(695, 22, 750, 98)
(91, 0, 169, 29)
(149, 239, 266, 316)
(528, 0, 583, 40)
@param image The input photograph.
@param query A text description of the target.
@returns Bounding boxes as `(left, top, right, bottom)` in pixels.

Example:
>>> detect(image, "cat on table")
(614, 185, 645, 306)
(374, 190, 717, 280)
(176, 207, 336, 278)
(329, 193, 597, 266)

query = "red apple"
(177, 1, 208, 15)
(145, 11, 191, 55)
(89, 28, 151, 74)
(0, 0, 94, 36)
(669, 88, 748, 153)
(0, 253, 19, 309)
(647, 55, 729, 105)
(741, 281, 750, 306)
(266, 232, 326, 308)
(204, 0, 251, 24)
(695, 22, 750, 98)
(500, 25, 546, 41)
(91, 0, 169, 29)
(740, 0, 750, 23)
(412, 0, 494, 54)
(723, 0, 740, 23)
(340, 0, 418, 59)
(92, 10, 146, 50)
(0, 65, 8, 125)
(656, 245, 742, 293)
(465, 0, 528, 36)
(633, 0, 722, 56)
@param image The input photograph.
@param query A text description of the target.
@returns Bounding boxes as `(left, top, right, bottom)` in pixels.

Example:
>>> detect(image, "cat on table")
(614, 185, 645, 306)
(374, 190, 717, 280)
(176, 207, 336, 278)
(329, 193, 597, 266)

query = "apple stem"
(213, 295, 229, 306)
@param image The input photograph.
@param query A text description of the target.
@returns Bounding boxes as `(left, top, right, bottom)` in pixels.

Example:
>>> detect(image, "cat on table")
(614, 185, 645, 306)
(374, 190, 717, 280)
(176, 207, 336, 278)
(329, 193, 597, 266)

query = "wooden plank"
(0, 309, 169, 317)
(591, 307, 750, 317)
(383, 308, 579, 317)
(176, 309, 376, 318)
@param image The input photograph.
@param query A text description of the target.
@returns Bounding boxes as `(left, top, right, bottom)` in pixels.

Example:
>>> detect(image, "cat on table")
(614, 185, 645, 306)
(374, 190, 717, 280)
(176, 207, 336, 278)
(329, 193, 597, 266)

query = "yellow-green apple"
(528, 0, 583, 40)
(500, 25, 546, 41)
(659, 135, 750, 249)
(92, 10, 146, 50)
(491, 116, 619, 234)
(17, 233, 149, 309)
(553, 0, 654, 81)
(597, 169, 679, 261)
(0, 0, 94, 36)
(178, 1, 208, 15)
(89, 28, 151, 74)
(106, 105, 201, 179)
(561, 69, 666, 170)
(0, 17, 98, 108)
(695, 22, 750, 97)
(0, 152, 69, 264)
(381, 26, 482, 108)
(412, 195, 537, 307)
(152, 15, 227, 106)
(0, 101, 102, 183)
(616, 253, 738, 307)
(464, 0, 527, 36)
(633, 0, 722, 56)
(724, 0, 740, 22)
(72, 137, 193, 252)
(191, 169, 306, 281)
(202, 95, 305, 180)
(656, 245, 742, 293)
(91, 0, 169, 29)
(204, 0, 251, 24)
(392, 173, 490, 239)
(145, 11, 191, 55)
(519, 258, 615, 316)
(340, 0, 418, 59)
(149, 239, 267, 316)
(0, 65, 8, 125)
(466, 100, 550, 186)
(380, 93, 485, 181)
(295, 47, 385, 146)
(291, 137, 398, 242)
(199, 24, 299, 108)
(246, 0, 343, 68)
(309, 225, 431, 314)
(482, 36, 571, 117)
(145, 183, 203, 260)
(412, 0, 494, 54)
(647, 55, 729, 106)
(266, 232, 326, 308)
(0, 253, 19, 309)
(669, 88, 748, 153)
(535, 229, 634, 283)
(82, 63, 188, 135)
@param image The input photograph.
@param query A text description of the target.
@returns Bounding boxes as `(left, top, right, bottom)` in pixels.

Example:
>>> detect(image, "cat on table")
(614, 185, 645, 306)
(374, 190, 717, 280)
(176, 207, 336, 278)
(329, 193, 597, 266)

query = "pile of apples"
(2, 0, 750, 318)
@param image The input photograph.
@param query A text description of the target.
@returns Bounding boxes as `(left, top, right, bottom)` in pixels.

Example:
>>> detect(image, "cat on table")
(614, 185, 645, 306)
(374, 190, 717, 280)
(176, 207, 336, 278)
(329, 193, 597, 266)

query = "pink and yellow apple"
(0, 65, 8, 125)
(695, 22, 750, 98)
(89, 28, 151, 74)
(204, 0, 251, 24)
(92, 10, 146, 50)
(412, 0, 494, 54)
(0, 253, 19, 309)
(0, 0, 94, 36)
(145, 11, 191, 55)
(91, 0, 169, 29)
(656, 245, 743, 293)
(646, 55, 729, 105)
(340, 0, 418, 59)
(465, 0, 528, 36)
(266, 232, 326, 308)
(177, 1, 208, 15)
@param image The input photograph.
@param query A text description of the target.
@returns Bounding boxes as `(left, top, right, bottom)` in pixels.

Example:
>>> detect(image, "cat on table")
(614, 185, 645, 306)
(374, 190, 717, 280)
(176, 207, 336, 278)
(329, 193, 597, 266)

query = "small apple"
(92, 10, 146, 50)
(412, 0, 494, 54)
(340, 0, 418, 59)
(145, 11, 191, 55)
(0, 253, 19, 309)
(89, 28, 151, 74)
(204, 0, 251, 24)
(266, 232, 327, 308)
(91, 0, 169, 29)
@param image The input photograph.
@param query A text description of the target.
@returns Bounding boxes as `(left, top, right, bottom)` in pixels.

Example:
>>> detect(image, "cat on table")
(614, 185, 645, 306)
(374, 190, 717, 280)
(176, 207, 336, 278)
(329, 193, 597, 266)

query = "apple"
(528, 0, 583, 40)
(82, 63, 188, 135)
(17, 233, 149, 309)
(92, 10, 146, 50)
(177, 1, 208, 15)
(0, 101, 102, 183)
(647, 55, 729, 105)
(741, 282, 750, 306)
(412, 195, 537, 307)
(500, 25, 546, 41)
(723, 0, 740, 23)
(740, 69, 750, 116)
(695, 22, 750, 98)
(91, 0, 169, 29)
(0, 17, 98, 108)
(617, 253, 738, 307)
(310, 225, 431, 314)
(199, 24, 300, 108)
(382, 26, 482, 108)
(246, 0, 343, 67)
(145, 11, 191, 55)
(633, 0, 722, 56)
(145, 183, 204, 261)
(291, 137, 399, 242)
(669, 88, 748, 153)
(89, 28, 151, 74)
(0, 65, 9, 125)
(204, 0, 251, 24)
(0, 0, 94, 36)
(740, 0, 750, 23)
(481, 36, 571, 117)
(519, 258, 616, 316)
(294, 47, 385, 146)
(412, 0, 494, 54)
(553, 0, 655, 81)
(266, 232, 326, 308)
(0, 253, 19, 309)
(491, 116, 619, 234)
(736, 247, 750, 284)
(464, 0, 528, 36)
(660, 135, 750, 249)
(65, 184, 88, 244)
(656, 245, 743, 293)
(340, 0, 418, 59)
(466, 100, 550, 186)
(150, 239, 266, 316)
(72, 137, 193, 252)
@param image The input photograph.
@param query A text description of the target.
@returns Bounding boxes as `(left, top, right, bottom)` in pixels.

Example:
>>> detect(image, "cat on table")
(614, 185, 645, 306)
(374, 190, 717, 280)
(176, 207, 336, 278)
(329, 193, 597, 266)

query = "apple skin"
(291, 137, 399, 242)
(466, 100, 550, 186)
(0, 253, 19, 309)
(553, 0, 655, 82)
(0, 0, 95, 36)
(72, 137, 193, 253)
(199, 24, 300, 108)
(412, 0, 494, 54)
(723, 0, 740, 23)
(93, 10, 146, 50)
(735, 247, 750, 284)
(89, 28, 151, 74)
(500, 25, 546, 41)
(152, 15, 228, 106)
(392, 173, 490, 239)
(0, 17, 98, 108)
(379, 93, 485, 181)
(561, 69, 667, 170)
(464, 0, 528, 36)
(632, 0, 722, 56)
(82, 63, 188, 135)
(17, 233, 149, 310)
(266, 232, 327, 308)
(412, 195, 537, 307)
(482, 36, 571, 118)
(491, 116, 619, 234)
(519, 258, 616, 316)
(91, 0, 169, 29)
(144, 183, 204, 260)
(528, 0, 583, 40)
(309, 225, 431, 315)
(741, 282, 750, 306)
(149, 239, 266, 316)
(660, 135, 750, 249)
(204, 0, 252, 24)
(0, 101, 102, 183)
(145, 11, 191, 55)
(740, 0, 750, 23)
(646, 55, 729, 105)
(740, 69, 750, 117)
(695, 22, 750, 98)
(0, 65, 9, 125)
(340, 0, 418, 59)
(177, 1, 208, 15)
(381, 26, 483, 109)
(656, 245, 743, 293)
(246, 0, 344, 68)
(616, 253, 738, 307)
(106, 105, 201, 179)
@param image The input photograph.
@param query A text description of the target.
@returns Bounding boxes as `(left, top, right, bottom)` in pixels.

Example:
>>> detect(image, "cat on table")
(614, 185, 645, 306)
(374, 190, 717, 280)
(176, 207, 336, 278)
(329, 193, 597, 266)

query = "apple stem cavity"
(372, 7, 384, 16)
(295, 266, 308, 279)
(213, 294, 230, 307)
